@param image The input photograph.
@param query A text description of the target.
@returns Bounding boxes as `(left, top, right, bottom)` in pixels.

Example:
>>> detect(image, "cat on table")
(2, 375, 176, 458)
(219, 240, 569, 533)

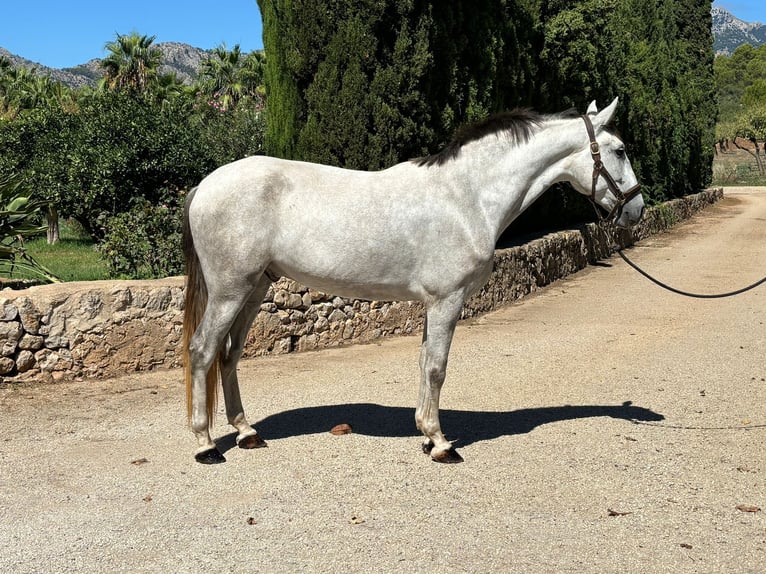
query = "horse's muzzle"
(614, 193, 645, 229)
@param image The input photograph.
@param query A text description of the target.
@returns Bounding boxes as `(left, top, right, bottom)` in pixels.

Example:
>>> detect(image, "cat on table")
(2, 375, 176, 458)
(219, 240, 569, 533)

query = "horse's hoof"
(238, 433, 267, 450)
(421, 440, 435, 455)
(431, 447, 464, 464)
(195, 448, 226, 464)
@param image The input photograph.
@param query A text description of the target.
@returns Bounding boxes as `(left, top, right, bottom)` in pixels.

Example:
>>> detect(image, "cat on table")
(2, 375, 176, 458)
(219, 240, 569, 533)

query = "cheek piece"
(581, 114, 642, 223)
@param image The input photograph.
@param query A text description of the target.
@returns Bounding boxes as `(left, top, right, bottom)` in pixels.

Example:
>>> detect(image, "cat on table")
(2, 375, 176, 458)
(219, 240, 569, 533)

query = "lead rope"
(616, 248, 766, 299)
(598, 222, 766, 298)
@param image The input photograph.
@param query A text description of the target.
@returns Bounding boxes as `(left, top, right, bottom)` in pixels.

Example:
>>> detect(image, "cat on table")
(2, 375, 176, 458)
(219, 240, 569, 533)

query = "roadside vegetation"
(0, 33, 265, 283)
(712, 146, 766, 187)
(713, 43, 766, 186)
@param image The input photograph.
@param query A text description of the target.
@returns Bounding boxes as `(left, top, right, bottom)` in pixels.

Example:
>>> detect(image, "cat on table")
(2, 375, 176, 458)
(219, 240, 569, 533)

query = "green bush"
(98, 194, 184, 279)
(60, 92, 214, 239)
(193, 97, 266, 166)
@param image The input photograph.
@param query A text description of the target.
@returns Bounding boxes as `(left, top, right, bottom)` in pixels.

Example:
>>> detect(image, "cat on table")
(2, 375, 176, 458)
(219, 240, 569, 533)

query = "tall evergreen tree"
(258, 0, 306, 161)
(259, 0, 717, 206)
(258, 0, 539, 169)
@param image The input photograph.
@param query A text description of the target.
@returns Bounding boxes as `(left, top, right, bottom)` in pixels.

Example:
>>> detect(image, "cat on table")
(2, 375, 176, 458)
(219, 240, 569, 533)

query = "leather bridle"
(581, 114, 642, 223)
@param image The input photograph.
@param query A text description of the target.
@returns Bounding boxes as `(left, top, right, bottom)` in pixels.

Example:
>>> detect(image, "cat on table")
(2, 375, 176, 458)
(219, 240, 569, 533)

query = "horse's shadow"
(215, 400, 663, 454)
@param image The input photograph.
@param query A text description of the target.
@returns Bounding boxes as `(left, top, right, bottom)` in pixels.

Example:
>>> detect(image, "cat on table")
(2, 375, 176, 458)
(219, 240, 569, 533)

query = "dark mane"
(413, 109, 544, 167)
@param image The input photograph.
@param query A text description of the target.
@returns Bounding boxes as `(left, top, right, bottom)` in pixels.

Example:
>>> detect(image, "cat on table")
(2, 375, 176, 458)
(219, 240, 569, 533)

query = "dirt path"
(1, 188, 765, 573)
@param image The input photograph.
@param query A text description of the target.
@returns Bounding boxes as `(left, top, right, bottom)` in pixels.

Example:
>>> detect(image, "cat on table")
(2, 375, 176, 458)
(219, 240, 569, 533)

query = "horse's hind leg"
(415, 292, 465, 463)
(220, 276, 272, 450)
(189, 284, 254, 463)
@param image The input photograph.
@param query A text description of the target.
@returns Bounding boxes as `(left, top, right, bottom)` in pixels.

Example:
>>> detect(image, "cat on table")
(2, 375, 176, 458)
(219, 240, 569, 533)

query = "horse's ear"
(586, 100, 598, 115)
(592, 97, 618, 130)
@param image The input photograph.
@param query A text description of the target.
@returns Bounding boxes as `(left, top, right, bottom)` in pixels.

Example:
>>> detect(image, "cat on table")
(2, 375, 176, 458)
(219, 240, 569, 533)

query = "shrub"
(98, 193, 184, 279)
(61, 92, 213, 239)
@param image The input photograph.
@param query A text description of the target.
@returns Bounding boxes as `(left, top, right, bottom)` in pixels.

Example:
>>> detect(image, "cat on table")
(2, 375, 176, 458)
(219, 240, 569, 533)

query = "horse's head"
(567, 98, 645, 228)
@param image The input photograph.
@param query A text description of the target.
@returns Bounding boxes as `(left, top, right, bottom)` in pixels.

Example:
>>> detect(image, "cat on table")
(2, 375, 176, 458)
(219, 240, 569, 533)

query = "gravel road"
(1, 188, 765, 574)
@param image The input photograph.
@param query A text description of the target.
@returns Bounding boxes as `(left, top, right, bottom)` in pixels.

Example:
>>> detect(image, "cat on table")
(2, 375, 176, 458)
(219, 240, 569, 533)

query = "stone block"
(15, 297, 41, 334)
(16, 350, 35, 373)
(0, 301, 18, 321)
(0, 356, 14, 374)
(18, 334, 44, 351)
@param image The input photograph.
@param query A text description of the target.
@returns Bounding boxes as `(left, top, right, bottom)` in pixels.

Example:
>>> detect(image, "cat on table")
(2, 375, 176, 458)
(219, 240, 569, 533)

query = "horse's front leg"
(415, 293, 465, 463)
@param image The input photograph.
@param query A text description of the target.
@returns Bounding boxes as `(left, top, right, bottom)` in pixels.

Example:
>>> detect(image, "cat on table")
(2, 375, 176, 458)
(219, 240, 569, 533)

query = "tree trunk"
(731, 137, 765, 175)
(46, 205, 60, 245)
(753, 139, 766, 176)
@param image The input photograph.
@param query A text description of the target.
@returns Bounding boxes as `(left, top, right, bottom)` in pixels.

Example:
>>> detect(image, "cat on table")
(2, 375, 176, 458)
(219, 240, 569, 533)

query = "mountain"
(712, 6, 766, 55)
(3, 7, 762, 85)
(0, 42, 210, 88)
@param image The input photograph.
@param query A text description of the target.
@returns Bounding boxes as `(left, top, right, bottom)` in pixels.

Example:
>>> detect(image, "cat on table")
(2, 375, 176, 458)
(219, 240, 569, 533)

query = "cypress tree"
(611, 0, 716, 200)
(673, 0, 717, 193)
(257, 0, 539, 169)
(536, 0, 716, 202)
(259, 0, 717, 215)
(258, 0, 304, 160)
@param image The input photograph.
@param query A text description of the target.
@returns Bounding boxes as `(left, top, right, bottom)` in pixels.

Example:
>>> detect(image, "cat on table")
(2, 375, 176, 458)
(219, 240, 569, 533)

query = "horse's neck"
(448, 122, 580, 240)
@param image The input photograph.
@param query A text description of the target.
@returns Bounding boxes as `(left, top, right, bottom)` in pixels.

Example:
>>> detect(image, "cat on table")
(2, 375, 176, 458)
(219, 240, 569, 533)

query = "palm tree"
(151, 71, 188, 109)
(241, 51, 266, 91)
(241, 50, 267, 109)
(199, 44, 244, 110)
(0, 56, 11, 90)
(19, 72, 57, 109)
(0, 65, 58, 115)
(101, 32, 162, 93)
(199, 44, 266, 111)
(0, 57, 13, 115)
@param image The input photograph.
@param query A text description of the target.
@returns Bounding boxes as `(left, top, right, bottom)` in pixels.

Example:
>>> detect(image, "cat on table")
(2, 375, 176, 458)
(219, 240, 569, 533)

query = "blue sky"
(714, 1, 766, 24)
(0, 0, 263, 69)
(1, 2, 764, 70)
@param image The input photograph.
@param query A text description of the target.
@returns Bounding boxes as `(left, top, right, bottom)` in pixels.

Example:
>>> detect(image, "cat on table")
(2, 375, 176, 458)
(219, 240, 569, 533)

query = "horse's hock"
(0, 190, 722, 384)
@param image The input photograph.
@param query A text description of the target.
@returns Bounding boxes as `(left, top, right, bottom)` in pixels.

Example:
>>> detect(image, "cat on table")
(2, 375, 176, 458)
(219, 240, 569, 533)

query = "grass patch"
(712, 150, 766, 187)
(12, 221, 109, 282)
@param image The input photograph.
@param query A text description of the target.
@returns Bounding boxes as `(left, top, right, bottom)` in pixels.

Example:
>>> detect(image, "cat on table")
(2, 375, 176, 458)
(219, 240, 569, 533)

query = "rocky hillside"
(712, 6, 766, 55)
(3, 7, 764, 87)
(0, 42, 209, 88)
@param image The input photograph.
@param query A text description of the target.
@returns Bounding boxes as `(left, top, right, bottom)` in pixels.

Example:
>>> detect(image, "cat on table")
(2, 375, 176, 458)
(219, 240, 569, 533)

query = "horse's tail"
(183, 186, 220, 424)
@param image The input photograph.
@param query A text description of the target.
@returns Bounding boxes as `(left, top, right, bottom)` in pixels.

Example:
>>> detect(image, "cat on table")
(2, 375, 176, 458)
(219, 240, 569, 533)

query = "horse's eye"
(615, 147, 626, 158)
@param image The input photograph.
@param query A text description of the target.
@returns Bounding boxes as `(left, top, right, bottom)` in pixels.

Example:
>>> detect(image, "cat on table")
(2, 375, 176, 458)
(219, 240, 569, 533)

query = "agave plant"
(0, 175, 60, 283)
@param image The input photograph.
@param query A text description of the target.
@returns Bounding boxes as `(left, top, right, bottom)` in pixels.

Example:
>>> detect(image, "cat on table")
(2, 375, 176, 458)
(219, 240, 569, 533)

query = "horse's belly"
(268, 256, 421, 303)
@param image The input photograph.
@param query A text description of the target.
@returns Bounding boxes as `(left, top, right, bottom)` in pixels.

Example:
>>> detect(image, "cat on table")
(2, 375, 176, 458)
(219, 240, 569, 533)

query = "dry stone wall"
(0, 189, 723, 383)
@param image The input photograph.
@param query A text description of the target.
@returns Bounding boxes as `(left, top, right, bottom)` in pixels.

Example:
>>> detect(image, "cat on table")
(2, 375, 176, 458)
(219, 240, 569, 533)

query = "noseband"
(581, 114, 642, 223)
